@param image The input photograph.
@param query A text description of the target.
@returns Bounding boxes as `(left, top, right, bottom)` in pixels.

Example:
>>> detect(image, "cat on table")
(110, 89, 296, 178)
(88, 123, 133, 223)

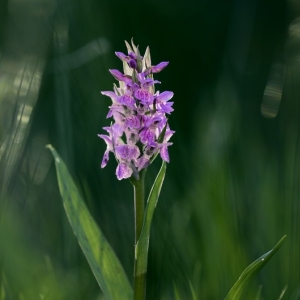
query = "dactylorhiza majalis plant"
(98, 39, 174, 300)
(47, 40, 286, 300)
(47, 39, 174, 300)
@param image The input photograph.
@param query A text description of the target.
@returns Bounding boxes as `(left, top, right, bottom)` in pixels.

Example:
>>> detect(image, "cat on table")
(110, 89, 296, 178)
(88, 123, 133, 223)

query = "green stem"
(131, 170, 146, 300)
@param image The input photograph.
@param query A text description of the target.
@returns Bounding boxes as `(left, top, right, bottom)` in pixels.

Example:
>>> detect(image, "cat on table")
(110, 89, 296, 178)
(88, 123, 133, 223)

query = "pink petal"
(101, 150, 110, 168)
(156, 91, 174, 102)
(115, 52, 128, 61)
(160, 146, 170, 163)
(98, 134, 112, 150)
(116, 162, 132, 180)
(134, 89, 154, 105)
(152, 62, 169, 73)
(101, 91, 118, 102)
(109, 69, 132, 84)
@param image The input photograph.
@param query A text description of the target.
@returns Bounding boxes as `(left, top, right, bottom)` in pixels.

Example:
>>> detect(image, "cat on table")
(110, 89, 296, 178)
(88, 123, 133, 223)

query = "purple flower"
(128, 52, 136, 60)
(139, 128, 156, 145)
(118, 94, 136, 109)
(160, 127, 175, 162)
(115, 52, 128, 61)
(116, 162, 133, 180)
(101, 91, 118, 103)
(98, 40, 174, 180)
(129, 60, 137, 69)
(98, 124, 123, 168)
(137, 74, 161, 88)
(156, 91, 174, 102)
(125, 115, 141, 129)
(152, 62, 169, 73)
(125, 129, 139, 145)
(143, 62, 169, 76)
(115, 144, 140, 161)
(134, 89, 154, 105)
(136, 156, 150, 171)
(109, 69, 132, 84)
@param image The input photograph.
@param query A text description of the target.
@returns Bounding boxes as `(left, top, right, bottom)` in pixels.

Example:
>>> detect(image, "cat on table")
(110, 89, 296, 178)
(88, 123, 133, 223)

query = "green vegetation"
(0, 0, 296, 299)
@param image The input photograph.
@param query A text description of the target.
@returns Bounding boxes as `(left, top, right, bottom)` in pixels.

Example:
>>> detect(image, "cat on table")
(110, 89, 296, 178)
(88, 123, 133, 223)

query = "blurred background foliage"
(0, 0, 299, 299)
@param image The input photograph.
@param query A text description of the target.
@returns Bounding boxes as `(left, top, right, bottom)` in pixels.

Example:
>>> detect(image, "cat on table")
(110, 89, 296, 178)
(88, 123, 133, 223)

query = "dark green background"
(0, 0, 299, 299)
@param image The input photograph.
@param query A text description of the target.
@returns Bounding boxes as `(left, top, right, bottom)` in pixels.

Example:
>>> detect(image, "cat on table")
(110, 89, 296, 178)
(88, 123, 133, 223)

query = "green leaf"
(47, 145, 133, 300)
(135, 161, 167, 278)
(0, 280, 5, 300)
(278, 285, 288, 300)
(189, 281, 198, 300)
(173, 282, 183, 300)
(225, 235, 287, 300)
(254, 285, 263, 300)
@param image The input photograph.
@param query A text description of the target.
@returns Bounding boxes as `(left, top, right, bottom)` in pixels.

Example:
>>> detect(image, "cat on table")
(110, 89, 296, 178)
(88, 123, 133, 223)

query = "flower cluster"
(99, 40, 174, 180)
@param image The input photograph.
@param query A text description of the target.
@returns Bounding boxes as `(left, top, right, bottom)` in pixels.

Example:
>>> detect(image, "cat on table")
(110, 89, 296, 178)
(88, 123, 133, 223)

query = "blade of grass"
(254, 285, 263, 300)
(173, 282, 183, 300)
(278, 285, 288, 300)
(189, 281, 198, 300)
(0, 280, 5, 300)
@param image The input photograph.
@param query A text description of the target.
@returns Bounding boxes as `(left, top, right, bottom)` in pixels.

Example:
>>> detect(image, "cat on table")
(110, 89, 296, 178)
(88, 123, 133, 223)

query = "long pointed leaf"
(0, 278, 6, 300)
(189, 280, 198, 300)
(47, 145, 133, 300)
(135, 161, 167, 277)
(173, 282, 183, 300)
(225, 235, 286, 300)
(278, 285, 288, 300)
(254, 285, 263, 300)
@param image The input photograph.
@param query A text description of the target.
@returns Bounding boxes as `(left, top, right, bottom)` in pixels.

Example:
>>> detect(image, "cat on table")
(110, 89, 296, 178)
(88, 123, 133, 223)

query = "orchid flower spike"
(99, 39, 175, 180)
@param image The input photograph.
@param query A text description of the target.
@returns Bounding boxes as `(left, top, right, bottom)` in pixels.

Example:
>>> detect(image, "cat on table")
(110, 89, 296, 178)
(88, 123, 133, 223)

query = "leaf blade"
(47, 145, 133, 300)
(135, 161, 167, 277)
(225, 235, 286, 300)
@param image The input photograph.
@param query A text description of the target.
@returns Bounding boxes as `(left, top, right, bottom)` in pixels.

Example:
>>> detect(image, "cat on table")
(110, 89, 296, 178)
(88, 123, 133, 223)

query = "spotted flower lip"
(99, 39, 175, 180)
(134, 89, 154, 105)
